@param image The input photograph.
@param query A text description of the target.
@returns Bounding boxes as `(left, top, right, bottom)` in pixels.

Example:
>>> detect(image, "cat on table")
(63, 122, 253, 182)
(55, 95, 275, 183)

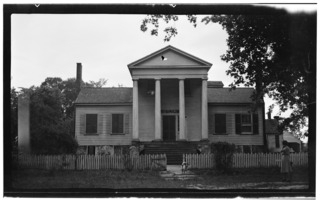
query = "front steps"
(143, 141, 199, 165)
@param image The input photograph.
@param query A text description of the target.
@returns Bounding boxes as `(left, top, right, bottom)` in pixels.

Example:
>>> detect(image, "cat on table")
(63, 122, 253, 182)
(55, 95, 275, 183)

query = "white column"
(155, 78, 161, 140)
(201, 78, 208, 140)
(132, 79, 139, 140)
(179, 78, 186, 140)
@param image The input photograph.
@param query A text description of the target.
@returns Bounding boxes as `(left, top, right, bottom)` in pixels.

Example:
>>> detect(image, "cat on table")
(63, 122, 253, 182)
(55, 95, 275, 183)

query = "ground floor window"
(88, 146, 96, 155)
(235, 113, 259, 134)
(86, 114, 98, 134)
(112, 114, 124, 134)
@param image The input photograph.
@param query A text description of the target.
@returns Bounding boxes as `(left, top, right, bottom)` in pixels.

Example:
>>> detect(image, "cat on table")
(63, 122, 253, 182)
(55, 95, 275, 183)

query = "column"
(132, 79, 139, 140)
(155, 78, 161, 140)
(201, 78, 208, 140)
(179, 78, 186, 140)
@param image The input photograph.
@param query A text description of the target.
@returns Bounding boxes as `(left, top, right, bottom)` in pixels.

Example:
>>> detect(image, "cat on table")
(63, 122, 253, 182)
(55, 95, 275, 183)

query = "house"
(265, 114, 283, 153)
(283, 131, 302, 153)
(265, 114, 303, 153)
(74, 45, 266, 164)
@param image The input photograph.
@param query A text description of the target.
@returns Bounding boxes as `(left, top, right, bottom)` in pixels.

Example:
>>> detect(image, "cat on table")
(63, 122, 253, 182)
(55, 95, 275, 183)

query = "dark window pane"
(241, 126, 252, 133)
(241, 114, 251, 124)
(112, 114, 124, 134)
(215, 114, 226, 134)
(86, 114, 97, 134)
(88, 146, 95, 155)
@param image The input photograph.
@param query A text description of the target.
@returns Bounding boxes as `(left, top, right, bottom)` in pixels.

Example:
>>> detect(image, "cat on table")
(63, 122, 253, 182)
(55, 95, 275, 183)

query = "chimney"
(267, 111, 271, 120)
(76, 63, 82, 87)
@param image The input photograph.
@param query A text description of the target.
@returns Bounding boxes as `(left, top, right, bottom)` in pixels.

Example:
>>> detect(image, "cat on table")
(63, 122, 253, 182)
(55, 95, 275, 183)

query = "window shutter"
(253, 114, 259, 134)
(124, 113, 130, 134)
(208, 114, 215, 134)
(98, 114, 103, 134)
(226, 113, 232, 134)
(215, 114, 226, 134)
(80, 114, 86, 134)
(235, 114, 241, 134)
(106, 114, 112, 134)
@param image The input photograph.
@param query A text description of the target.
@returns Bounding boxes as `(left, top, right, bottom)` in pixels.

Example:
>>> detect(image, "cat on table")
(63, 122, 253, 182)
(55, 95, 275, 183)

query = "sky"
(10, 4, 316, 122)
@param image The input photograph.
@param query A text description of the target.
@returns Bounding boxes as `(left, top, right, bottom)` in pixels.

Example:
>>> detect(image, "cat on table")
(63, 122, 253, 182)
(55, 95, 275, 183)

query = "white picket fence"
(14, 154, 167, 170)
(184, 153, 308, 169)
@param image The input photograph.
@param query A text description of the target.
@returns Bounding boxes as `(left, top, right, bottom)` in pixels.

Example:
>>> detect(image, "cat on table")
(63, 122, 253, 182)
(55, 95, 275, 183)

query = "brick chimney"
(76, 63, 82, 88)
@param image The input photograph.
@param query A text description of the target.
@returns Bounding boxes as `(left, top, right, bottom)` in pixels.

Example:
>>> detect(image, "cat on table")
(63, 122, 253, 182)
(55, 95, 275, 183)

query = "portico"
(128, 45, 212, 142)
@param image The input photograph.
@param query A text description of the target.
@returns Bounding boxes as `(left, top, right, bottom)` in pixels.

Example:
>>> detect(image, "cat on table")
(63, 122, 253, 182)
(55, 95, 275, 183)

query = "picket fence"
(184, 153, 308, 169)
(15, 154, 167, 170)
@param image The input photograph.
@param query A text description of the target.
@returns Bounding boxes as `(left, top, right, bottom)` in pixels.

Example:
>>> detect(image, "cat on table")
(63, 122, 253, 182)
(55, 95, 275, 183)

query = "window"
(215, 114, 226, 134)
(275, 135, 280, 148)
(88, 146, 95, 155)
(112, 114, 124, 134)
(241, 114, 252, 134)
(235, 114, 259, 134)
(86, 114, 97, 134)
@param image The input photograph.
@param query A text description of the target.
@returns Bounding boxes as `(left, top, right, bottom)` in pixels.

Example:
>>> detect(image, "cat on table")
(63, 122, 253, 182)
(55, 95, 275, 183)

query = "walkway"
(159, 165, 201, 180)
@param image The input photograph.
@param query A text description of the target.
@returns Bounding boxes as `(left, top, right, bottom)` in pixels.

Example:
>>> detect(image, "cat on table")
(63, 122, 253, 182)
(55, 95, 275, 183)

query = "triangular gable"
(128, 45, 212, 68)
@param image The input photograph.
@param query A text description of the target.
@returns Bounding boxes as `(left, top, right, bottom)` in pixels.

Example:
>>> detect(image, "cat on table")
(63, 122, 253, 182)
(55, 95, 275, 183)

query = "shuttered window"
(215, 114, 226, 134)
(112, 114, 124, 134)
(86, 114, 98, 134)
(235, 114, 259, 135)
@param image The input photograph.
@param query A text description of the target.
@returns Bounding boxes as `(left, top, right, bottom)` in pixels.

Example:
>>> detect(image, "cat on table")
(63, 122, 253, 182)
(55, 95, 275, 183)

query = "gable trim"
(127, 45, 212, 69)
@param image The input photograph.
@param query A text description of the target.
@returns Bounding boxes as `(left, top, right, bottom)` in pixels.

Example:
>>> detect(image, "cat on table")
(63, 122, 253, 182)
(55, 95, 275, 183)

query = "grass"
(10, 166, 309, 189)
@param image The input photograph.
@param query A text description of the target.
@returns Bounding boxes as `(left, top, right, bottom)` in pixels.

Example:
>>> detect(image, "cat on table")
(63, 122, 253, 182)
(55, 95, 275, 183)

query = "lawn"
(10, 166, 309, 190)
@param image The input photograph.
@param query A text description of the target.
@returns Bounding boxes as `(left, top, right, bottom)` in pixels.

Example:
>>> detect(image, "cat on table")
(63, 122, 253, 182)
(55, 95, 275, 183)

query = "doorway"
(162, 115, 176, 141)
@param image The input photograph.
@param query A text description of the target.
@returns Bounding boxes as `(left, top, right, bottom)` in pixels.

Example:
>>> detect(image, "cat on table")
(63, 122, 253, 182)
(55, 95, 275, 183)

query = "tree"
(14, 77, 108, 154)
(10, 88, 18, 154)
(140, 12, 316, 140)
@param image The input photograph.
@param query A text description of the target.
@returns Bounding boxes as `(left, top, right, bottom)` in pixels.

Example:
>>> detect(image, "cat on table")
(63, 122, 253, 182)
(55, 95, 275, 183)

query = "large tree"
(140, 12, 316, 139)
(12, 77, 107, 154)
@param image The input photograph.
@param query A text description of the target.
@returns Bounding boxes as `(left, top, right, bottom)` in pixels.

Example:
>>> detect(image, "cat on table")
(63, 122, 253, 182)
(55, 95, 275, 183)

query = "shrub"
(211, 142, 236, 173)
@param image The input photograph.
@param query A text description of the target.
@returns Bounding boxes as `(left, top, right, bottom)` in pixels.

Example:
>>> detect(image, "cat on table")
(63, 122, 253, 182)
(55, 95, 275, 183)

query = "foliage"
(140, 12, 316, 139)
(13, 77, 107, 155)
(11, 88, 18, 154)
(211, 142, 236, 173)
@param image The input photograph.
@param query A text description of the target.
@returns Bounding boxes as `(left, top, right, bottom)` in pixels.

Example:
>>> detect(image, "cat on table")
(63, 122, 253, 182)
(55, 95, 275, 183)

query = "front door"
(162, 115, 176, 141)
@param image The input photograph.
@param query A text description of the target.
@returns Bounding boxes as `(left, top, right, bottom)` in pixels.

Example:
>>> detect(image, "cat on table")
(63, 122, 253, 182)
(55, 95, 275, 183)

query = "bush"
(211, 142, 236, 173)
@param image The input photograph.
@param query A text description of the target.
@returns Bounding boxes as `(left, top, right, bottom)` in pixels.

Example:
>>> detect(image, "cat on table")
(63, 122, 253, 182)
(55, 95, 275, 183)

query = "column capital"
(178, 78, 186, 80)
(202, 77, 208, 81)
(132, 78, 139, 81)
(154, 77, 161, 81)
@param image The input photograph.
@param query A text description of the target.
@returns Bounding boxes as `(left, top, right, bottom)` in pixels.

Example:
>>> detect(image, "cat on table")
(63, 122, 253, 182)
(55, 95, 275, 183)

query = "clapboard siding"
(75, 106, 132, 145)
(208, 105, 264, 145)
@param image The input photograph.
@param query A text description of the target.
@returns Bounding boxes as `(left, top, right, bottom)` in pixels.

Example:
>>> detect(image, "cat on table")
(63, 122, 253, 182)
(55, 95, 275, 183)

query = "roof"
(75, 86, 259, 105)
(75, 87, 132, 104)
(265, 119, 280, 134)
(283, 131, 301, 144)
(208, 81, 224, 88)
(208, 87, 257, 104)
(128, 45, 212, 70)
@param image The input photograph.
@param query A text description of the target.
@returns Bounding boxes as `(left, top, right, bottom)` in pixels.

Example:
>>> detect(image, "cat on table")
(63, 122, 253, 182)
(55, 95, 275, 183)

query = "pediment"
(128, 45, 212, 69)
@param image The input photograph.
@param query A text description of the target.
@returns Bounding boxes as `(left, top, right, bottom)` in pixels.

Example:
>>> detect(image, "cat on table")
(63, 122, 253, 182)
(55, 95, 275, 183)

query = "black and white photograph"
(3, 3, 316, 199)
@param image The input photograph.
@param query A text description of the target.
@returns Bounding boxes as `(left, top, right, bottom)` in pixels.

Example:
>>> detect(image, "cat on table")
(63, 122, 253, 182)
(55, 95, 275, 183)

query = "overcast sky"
(10, 4, 316, 120)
